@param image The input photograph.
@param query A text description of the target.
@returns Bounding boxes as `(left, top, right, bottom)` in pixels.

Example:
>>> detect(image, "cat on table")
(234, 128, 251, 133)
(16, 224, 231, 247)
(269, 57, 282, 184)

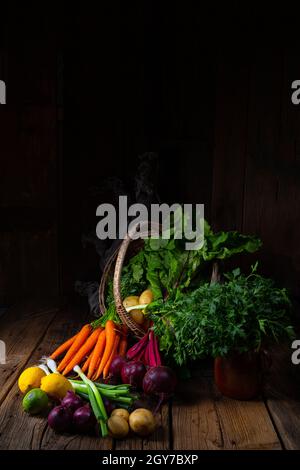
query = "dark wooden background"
(1, 5, 300, 303)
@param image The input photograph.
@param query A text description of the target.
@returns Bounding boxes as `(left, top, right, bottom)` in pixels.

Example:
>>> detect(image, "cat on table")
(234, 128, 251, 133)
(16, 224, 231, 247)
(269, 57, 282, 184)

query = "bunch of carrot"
(50, 320, 128, 380)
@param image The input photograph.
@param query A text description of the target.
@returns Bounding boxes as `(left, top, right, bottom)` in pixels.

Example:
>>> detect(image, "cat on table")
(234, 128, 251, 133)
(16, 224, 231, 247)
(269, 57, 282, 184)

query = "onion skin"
(73, 404, 96, 433)
(60, 390, 83, 412)
(143, 366, 177, 402)
(103, 397, 116, 415)
(48, 405, 73, 433)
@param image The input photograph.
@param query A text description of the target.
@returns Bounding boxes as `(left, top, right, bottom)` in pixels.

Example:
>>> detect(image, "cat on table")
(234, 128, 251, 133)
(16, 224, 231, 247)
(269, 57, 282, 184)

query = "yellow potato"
(111, 408, 130, 422)
(130, 309, 144, 325)
(139, 289, 154, 305)
(108, 416, 129, 439)
(129, 408, 156, 436)
(123, 296, 140, 308)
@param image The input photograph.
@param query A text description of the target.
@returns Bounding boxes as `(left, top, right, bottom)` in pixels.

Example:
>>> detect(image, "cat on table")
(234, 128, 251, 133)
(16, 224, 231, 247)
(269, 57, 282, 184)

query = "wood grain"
(115, 403, 170, 451)
(0, 300, 113, 450)
(211, 53, 250, 232)
(0, 300, 297, 451)
(0, 299, 60, 405)
(264, 345, 300, 450)
(172, 375, 281, 450)
(172, 377, 223, 450)
(213, 383, 281, 450)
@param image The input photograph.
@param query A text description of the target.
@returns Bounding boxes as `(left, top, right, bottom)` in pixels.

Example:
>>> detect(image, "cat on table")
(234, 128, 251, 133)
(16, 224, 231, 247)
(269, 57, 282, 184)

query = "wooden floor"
(0, 298, 300, 450)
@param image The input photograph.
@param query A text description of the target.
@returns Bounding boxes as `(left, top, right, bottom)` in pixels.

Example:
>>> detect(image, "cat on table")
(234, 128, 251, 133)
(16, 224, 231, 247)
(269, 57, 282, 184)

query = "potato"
(130, 309, 144, 325)
(129, 408, 156, 436)
(111, 408, 130, 422)
(108, 416, 129, 439)
(139, 289, 154, 305)
(123, 296, 140, 308)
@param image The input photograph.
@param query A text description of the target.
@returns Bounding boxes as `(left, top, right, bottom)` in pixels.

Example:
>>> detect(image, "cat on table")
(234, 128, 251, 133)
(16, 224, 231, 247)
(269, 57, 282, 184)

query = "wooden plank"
(0, 299, 60, 406)
(115, 404, 169, 451)
(211, 52, 250, 232)
(264, 345, 300, 450)
(172, 377, 223, 450)
(172, 375, 281, 450)
(213, 382, 281, 450)
(0, 299, 114, 450)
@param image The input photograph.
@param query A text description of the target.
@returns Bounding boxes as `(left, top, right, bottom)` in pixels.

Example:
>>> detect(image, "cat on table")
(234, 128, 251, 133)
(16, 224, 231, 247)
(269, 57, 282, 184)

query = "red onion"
(48, 405, 73, 433)
(61, 390, 83, 412)
(73, 404, 96, 433)
(102, 397, 116, 415)
(121, 361, 146, 388)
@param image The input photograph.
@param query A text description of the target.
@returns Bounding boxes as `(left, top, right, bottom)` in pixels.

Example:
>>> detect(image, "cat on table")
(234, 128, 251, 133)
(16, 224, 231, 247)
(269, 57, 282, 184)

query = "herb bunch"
(149, 266, 294, 366)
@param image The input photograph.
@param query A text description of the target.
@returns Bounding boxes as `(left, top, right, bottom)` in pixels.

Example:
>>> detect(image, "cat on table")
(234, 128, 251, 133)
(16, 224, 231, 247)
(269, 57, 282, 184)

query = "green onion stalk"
(73, 365, 108, 437)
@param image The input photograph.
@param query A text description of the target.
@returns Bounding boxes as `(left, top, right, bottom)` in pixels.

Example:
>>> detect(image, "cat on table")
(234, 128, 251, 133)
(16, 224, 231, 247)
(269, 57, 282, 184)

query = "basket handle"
(113, 221, 161, 338)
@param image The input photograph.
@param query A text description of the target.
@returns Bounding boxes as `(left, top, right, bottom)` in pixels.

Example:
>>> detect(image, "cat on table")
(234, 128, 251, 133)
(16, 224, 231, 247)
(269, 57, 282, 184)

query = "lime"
(22, 388, 49, 415)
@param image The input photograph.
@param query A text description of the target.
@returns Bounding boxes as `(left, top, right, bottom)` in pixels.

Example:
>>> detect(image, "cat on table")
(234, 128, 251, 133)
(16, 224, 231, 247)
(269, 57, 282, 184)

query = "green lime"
(22, 388, 49, 415)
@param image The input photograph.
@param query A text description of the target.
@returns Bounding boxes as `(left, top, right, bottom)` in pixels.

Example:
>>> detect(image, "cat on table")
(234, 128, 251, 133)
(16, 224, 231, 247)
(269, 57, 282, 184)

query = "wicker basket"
(98, 222, 219, 339)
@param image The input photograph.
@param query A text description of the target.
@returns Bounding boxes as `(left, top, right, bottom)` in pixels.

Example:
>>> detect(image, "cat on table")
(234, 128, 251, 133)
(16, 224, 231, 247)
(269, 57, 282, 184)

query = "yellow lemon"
(40, 373, 73, 400)
(18, 367, 46, 394)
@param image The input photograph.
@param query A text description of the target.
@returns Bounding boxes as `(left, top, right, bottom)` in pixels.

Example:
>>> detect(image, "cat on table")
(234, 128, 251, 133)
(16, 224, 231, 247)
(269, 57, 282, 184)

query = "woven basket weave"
(99, 222, 219, 339)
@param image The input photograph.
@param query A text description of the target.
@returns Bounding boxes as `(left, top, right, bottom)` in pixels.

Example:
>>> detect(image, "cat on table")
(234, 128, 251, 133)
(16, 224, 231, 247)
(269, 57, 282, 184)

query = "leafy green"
(102, 220, 262, 323)
(109, 221, 261, 301)
(148, 266, 294, 366)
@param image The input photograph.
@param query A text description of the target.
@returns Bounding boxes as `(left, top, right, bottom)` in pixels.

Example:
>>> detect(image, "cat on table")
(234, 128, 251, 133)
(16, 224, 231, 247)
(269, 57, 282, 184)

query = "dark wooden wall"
(1, 7, 300, 301)
(62, 6, 216, 293)
(212, 47, 300, 295)
(0, 6, 62, 302)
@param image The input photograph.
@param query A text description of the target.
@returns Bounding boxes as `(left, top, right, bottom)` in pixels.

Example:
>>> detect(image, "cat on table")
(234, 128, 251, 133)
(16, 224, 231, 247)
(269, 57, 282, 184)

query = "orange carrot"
(62, 328, 102, 376)
(94, 320, 116, 380)
(92, 356, 102, 381)
(118, 336, 128, 357)
(118, 325, 128, 357)
(87, 329, 106, 379)
(50, 333, 78, 359)
(103, 334, 120, 379)
(57, 324, 92, 372)
(82, 351, 93, 373)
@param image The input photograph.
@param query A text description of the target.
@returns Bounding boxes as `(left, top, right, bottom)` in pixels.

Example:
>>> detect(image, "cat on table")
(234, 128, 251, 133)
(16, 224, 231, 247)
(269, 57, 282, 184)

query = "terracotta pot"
(214, 351, 269, 400)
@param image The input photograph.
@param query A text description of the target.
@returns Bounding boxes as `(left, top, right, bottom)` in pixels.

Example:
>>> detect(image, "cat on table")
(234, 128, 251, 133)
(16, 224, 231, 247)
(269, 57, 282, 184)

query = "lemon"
(22, 388, 49, 415)
(18, 367, 46, 394)
(40, 373, 73, 400)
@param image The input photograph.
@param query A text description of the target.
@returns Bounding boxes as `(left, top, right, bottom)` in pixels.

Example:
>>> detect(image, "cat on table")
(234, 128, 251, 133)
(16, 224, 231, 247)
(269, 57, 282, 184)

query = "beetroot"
(143, 366, 177, 405)
(109, 355, 127, 378)
(121, 361, 146, 388)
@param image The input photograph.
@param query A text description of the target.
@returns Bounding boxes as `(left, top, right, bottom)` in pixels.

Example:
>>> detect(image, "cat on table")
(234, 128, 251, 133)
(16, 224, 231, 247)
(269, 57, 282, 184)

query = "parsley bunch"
(149, 266, 294, 366)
